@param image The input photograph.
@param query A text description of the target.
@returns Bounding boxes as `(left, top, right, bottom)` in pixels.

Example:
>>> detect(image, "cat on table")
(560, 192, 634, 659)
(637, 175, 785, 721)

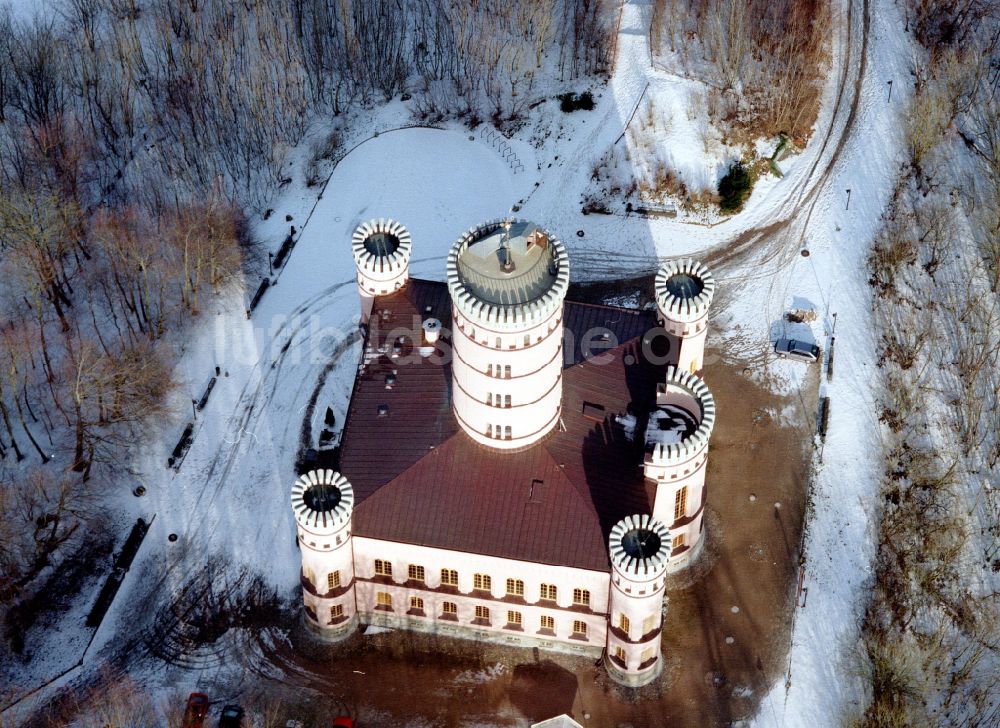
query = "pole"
(268, 252, 274, 276)
(191, 399, 198, 421)
(887, 80, 893, 102)
(845, 189, 851, 210)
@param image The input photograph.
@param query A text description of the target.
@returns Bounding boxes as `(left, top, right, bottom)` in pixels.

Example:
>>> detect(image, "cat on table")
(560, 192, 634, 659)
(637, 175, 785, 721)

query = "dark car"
(219, 705, 244, 727)
(774, 338, 820, 363)
(183, 693, 209, 728)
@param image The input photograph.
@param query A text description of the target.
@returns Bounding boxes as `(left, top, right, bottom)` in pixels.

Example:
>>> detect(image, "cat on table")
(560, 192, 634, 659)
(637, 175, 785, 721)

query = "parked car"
(774, 338, 820, 363)
(332, 718, 355, 728)
(219, 705, 244, 727)
(183, 693, 209, 728)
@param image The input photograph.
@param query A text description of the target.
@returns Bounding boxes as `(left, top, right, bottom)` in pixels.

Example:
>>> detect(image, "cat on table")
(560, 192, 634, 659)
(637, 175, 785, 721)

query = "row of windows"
(612, 645, 657, 664)
(461, 328, 547, 350)
(372, 563, 591, 606)
(485, 364, 513, 379)
(485, 424, 513, 440)
(371, 595, 588, 635)
(485, 393, 512, 408)
(654, 457, 706, 482)
(617, 613, 658, 637)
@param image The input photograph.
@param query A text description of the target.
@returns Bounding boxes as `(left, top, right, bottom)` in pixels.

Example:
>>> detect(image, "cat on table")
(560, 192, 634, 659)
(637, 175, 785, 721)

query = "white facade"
(446, 220, 570, 450)
(351, 218, 412, 324)
(654, 259, 716, 373)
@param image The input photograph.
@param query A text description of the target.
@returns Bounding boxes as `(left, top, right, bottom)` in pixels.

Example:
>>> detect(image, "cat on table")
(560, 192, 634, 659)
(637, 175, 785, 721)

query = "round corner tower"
(291, 469, 357, 641)
(446, 219, 569, 450)
(606, 514, 671, 687)
(654, 259, 715, 373)
(643, 366, 715, 572)
(352, 218, 412, 324)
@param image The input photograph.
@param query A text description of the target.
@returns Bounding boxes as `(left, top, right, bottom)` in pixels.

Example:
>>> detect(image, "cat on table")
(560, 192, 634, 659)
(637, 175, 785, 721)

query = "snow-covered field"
(2, 0, 920, 724)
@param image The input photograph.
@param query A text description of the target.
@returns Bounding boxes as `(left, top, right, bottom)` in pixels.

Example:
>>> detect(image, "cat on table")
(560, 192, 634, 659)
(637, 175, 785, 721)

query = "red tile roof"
(339, 279, 663, 572)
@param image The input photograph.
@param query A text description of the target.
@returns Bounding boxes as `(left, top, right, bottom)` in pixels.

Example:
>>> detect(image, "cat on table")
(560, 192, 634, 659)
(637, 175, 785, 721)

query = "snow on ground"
(3, 0, 918, 724)
(750, 1, 915, 725)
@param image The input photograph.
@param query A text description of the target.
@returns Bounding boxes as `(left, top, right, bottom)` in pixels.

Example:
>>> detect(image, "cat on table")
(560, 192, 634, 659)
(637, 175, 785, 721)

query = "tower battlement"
(291, 469, 354, 535)
(609, 514, 672, 580)
(645, 366, 716, 468)
(446, 219, 569, 329)
(654, 258, 715, 323)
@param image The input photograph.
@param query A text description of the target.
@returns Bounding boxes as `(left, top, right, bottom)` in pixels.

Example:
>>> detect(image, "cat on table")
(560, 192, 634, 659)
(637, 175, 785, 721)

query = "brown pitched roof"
(338, 279, 663, 572)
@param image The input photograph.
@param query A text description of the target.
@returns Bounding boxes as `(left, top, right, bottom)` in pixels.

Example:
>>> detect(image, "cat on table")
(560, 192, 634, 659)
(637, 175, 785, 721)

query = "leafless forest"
(861, 2, 1000, 726)
(0, 0, 613, 663)
(651, 0, 829, 144)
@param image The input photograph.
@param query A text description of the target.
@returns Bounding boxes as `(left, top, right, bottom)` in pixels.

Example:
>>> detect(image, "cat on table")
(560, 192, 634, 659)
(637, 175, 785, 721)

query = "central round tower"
(446, 219, 569, 450)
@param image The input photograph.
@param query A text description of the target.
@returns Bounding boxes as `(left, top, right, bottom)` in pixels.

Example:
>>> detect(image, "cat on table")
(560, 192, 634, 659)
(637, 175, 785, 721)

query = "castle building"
(292, 219, 718, 687)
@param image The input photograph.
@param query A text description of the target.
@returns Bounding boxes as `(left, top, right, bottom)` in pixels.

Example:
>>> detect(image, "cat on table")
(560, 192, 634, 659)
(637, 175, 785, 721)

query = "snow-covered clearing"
(2, 0, 919, 724)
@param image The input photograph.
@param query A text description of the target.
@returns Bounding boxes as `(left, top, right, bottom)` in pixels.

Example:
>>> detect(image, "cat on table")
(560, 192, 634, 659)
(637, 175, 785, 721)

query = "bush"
(558, 91, 595, 113)
(717, 162, 755, 212)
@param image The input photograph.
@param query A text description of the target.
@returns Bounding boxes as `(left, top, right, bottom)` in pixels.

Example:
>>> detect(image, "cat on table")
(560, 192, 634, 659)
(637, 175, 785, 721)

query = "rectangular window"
(409, 596, 424, 611)
(486, 423, 493, 437)
(473, 573, 492, 592)
(408, 564, 425, 582)
(506, 578, 524, 596)
(475, 605, 490, 621)
(376, 592, 392, 608)
(504, 425, 512, 440)
(486, 364, 492, 376)
(330, 604, 343, 619)
(614, 645, 626, 661)
(504, 394, 511, 408)
(540, 583, 557, 601)
(572, 620, 587, 637)
(618, 614, 630, 634)
(442, 601, 457, 615)
(572, 588, 590, 607)
(540, 615, 555, 630)
(643, 615, 656, 635)
(327, 571, 341, 590)
(486, 392, 493, 407)
(674, 486, 688, 520)
(582, 401, 606, 422)
(507, 610, 522, 626)
(641, 647, 655, 662)
(672, 533, 686, 550)
(495, 337, 502, 348)
(441, 569, 458, 586)
(374, 559, 392, 577)
(523, 334, 531, 346)
(504, 365, 511, 379)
